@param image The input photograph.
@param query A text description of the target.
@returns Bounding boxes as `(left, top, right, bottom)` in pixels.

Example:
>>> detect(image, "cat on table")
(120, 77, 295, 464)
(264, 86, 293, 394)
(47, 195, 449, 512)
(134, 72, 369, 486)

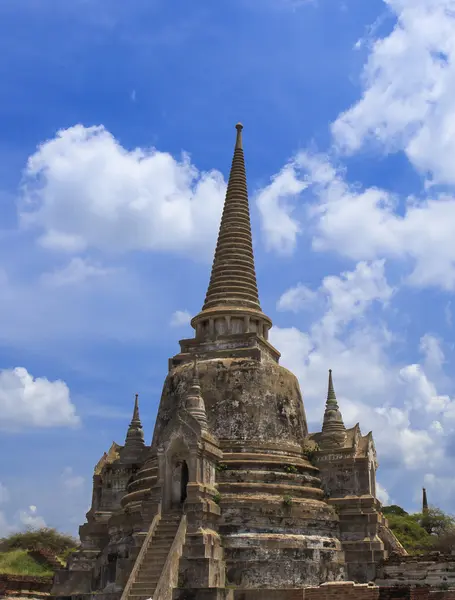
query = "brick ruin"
(51, 124, 415, 600)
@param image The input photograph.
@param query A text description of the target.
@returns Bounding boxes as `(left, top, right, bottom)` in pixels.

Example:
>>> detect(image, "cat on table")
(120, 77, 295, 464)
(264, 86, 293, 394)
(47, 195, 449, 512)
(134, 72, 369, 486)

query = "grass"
(0, 550, 54, 577)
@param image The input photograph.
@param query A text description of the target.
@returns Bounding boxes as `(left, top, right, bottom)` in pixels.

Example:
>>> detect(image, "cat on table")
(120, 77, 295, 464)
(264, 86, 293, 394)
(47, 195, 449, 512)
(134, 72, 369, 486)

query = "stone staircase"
(127, 513, 182, 600)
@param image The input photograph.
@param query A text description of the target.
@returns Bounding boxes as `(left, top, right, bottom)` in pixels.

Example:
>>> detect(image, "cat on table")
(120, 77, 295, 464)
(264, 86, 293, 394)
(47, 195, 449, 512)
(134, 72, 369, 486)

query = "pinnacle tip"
(329, 369, 332, 374)
(235, 122, 243, 131)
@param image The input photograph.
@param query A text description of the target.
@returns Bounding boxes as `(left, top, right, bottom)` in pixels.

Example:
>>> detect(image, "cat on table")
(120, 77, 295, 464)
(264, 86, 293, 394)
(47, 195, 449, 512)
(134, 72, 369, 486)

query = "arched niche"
(162, 436, 191, 512)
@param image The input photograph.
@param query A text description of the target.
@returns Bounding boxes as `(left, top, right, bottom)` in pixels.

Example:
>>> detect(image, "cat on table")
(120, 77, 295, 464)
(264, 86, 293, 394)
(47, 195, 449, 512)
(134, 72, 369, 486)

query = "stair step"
(138, 565, 165, 574)
(131, 583, 158, 590)
(137, 571, 163, 579)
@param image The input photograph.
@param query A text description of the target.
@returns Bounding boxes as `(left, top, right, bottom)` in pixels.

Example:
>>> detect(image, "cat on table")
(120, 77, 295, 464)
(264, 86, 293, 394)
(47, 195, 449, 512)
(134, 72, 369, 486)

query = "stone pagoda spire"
(185, 357, 208, 429)
(121, 394, 145, 461)
(191, 123, 272, 342)
(422, 487, 429, 514)
(320, 369, 347, 449)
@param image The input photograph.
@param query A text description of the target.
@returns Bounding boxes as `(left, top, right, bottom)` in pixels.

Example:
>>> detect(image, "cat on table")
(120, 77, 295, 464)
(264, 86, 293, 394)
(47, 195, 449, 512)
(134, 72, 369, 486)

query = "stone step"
(131, 582, 158, 591)
(150, 540, 175, 548)
(145, 547, 169, 554)
(139, 562, 166, 572)
(136, 573, 162, 582)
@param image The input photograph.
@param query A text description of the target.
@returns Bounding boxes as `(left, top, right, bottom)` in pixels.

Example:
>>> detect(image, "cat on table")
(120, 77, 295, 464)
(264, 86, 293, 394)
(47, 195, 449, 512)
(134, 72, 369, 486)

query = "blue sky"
(1, 0, 455, 535)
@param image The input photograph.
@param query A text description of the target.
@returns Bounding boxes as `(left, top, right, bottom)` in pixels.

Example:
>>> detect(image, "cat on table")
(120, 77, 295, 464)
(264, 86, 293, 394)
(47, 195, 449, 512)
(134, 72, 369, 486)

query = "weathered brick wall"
(233, 583, 455, 600)
(376, 554, 455, 588)
(0, 573, 52, 597)
(306, 582, 379, 600)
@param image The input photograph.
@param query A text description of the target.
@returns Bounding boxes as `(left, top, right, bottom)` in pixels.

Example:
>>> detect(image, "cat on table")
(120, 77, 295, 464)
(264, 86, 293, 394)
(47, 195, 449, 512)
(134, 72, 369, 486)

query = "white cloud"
(332, 0, 455, 187)
(41, 257, 115, 287)
(0, 367, 79, 429)
(0, 486, 47, 536)
(271, 261, 395, 423)
(271, 262, 447, 473)
(278, 259, 393, 332)
(419, 334, 445, 371)
(18, 505, 46, 529)
(170, 309, 192, 328)
(61, 467, 85, 491)
(256, 161, 306, 255)
(377, 482, 391, 505)
(290, 152, 455, 291)
(19, 125, 226, 258)
(277, 283, 317, 313)
(400, 362, 455, 417)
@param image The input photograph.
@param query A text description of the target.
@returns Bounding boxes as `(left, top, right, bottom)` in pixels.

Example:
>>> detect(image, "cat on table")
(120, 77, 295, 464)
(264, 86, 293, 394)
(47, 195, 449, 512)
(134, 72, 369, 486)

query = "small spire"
(320, 369, 347, 449)
(185, 358, 208, 429)
(422, 487, 429, 514)
(327, 369, 336, 403)
(132, 393, 140, 422)
(122, 393, 145, 461)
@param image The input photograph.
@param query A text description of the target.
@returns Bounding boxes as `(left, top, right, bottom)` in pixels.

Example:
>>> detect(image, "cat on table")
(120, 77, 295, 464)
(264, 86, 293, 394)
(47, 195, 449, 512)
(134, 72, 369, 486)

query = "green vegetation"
(215, 463, 228, 473)
(213, 492, 222, 505)
(0, 527, 78, 555)
(0, 549, 53, 577)
(0, 527, 79, 576)
(302, 442, 319, 464)
(282, 495, 293, 507)
(283, 465, 298, 474)
(382, 505, 455, 555)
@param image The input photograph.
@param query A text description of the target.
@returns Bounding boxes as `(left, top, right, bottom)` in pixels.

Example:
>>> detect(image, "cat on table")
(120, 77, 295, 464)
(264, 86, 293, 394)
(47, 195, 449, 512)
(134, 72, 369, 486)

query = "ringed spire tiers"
(320, 369, 347, 449)
(191, 123, 272, 342)
(122, 393, 145, 461)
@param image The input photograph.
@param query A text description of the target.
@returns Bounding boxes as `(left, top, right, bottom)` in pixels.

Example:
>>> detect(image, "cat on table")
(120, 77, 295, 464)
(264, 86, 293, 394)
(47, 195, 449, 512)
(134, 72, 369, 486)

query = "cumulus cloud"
(293, 152, 455, 291)
(170, 310, 192, 328)
(0, 367, 79, 429)
(256, 149, 455, 290)
(0, 484, 46, 536)
(271, 262, 448, 473)
(19, 125, 226, 258)
(277, 284, 317, 313)
(41, 257, 115, 287)
(256, 161, 306, 255)
(18, 505, 46, 529)
(254, 3, 455, 296)
(332, 0, 455, 187)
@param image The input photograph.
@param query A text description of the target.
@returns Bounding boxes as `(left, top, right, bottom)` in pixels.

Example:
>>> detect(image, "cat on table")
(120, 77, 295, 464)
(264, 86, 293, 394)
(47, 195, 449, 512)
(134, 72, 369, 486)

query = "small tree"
(0, 527, 79, 556)
(383, 505, 409, 517)
(418, 507, 455, 537)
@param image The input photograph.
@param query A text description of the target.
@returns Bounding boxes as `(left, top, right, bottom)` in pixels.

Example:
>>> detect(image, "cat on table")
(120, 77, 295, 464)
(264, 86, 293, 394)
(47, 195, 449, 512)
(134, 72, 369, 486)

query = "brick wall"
(306, 582, 379, 600)
(234, 582, 455, 600)
(0, 573, 52, 597)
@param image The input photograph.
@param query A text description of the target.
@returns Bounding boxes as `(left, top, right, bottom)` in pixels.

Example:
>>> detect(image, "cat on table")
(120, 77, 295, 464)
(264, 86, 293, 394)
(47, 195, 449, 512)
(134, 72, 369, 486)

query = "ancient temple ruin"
(52, 124, 404, 600)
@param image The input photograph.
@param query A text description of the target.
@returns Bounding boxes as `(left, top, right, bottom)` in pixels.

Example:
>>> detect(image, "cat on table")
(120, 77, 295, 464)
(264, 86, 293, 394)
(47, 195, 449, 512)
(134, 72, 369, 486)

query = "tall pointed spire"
(122, 394, 145, 461)
(191, 124, 272, 342)
(203, 123, 261, 312)
(422, 487, 429, 514)
(320, 370, 347, 449)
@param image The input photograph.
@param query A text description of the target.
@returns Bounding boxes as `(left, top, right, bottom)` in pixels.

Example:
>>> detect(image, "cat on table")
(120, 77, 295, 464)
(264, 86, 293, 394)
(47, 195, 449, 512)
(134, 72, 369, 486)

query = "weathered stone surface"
(52, 125, 399, 600)
(376, 555, 455, 588)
